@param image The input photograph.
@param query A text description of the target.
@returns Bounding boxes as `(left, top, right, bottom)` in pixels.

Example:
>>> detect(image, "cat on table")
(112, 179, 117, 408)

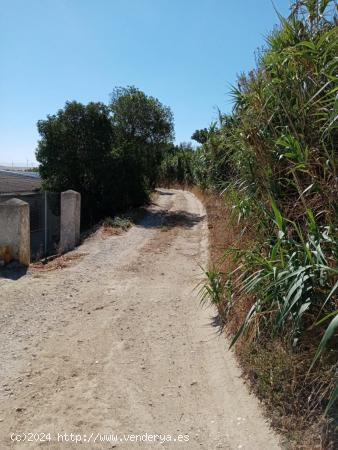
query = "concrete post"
(59, 190, 81, 253)
(0, 198, 30, 266)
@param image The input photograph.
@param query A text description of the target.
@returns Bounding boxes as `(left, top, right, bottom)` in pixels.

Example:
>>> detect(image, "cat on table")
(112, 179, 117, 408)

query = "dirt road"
(0, 189, 280, 449)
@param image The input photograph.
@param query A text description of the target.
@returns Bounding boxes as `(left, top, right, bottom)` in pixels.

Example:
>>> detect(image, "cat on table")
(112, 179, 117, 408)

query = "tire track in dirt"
(0, 189, 280, 449)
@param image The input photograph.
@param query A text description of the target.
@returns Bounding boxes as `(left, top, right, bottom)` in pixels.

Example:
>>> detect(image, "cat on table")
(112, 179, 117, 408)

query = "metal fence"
(0, 192, 60, 260)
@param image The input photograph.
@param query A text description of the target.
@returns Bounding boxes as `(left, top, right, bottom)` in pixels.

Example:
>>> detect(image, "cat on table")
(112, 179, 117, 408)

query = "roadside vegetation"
(103, 216, 133, 231)
(161, 1, 338, 447)
(101, 215, 134, 236)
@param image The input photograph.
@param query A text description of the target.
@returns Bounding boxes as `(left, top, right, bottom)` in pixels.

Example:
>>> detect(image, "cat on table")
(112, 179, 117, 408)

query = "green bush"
(103, 216, 133, 231)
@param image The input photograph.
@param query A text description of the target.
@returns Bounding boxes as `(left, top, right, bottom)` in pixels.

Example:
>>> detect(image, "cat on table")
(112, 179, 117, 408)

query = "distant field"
(0, 170, 41, 194)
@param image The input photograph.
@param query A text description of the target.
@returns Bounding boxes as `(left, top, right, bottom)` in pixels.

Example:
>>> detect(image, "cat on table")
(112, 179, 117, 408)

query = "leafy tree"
(191, 128, 209, 144)
(36, 101, 114, 222)
(110, 86, 174, 187)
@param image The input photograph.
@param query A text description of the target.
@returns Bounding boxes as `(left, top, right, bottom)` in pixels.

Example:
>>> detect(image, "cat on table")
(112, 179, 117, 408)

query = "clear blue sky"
(0, 0, 291, 166)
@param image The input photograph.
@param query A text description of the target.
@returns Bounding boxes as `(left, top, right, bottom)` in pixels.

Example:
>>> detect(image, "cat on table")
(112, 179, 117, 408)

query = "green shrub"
(103, 216, 133, 231)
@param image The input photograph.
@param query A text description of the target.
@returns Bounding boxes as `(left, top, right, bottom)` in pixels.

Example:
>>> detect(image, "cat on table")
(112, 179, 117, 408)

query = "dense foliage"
(163, 0, 338, 424)
(207, 1, 338, 357)
(159, 143, 196, 185)
(36, 87, 174, 223)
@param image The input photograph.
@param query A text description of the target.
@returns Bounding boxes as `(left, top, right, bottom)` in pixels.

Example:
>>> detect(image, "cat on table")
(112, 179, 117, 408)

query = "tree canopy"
(36, 87, 174, 223)
(110, 86, 174, 145)
(110, 86, 174, 188)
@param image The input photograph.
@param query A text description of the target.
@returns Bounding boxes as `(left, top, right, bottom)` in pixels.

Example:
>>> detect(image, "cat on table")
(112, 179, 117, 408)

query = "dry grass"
(31, 252, 87, 271)
(190, 186, 338, 450)
(191, 186, 259, 333)
(101, 225, 124, 237)
(239, 339, 337, 449)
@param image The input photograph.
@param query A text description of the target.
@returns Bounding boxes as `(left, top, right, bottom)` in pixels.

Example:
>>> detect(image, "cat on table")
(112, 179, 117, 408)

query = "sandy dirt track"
(0, 189, 281, 449)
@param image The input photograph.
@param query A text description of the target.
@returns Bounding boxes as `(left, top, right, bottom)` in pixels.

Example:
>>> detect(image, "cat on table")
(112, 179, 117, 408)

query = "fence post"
(0, 198, 30, 266)
(59, 190, 81, 253)
(44, 191, 48, 258)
